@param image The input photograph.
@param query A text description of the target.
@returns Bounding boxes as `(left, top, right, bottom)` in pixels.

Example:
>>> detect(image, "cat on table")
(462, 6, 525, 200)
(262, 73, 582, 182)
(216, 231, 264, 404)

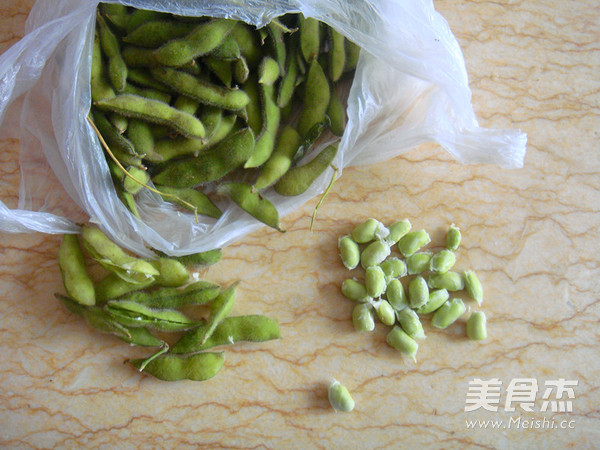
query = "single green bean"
(338, 235, 360, 270)
(360, 239, 391, 268)
(328, 379, 355, 412)
(431, 298, 466, 329)
(466, 311, 487, 341)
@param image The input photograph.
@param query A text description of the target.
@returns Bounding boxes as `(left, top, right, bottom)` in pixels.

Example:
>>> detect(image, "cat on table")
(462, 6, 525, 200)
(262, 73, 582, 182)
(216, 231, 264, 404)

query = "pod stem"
(310, 165, 338, 232)
(136, 342, 169, 372)
(87, 115, 200, 223)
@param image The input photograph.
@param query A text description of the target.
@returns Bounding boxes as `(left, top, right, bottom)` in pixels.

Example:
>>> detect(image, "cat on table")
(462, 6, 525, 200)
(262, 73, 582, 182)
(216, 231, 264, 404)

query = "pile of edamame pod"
(90, 3, 359, 230)
(56, 225, 281, 381)
(339, 220, 487, 361)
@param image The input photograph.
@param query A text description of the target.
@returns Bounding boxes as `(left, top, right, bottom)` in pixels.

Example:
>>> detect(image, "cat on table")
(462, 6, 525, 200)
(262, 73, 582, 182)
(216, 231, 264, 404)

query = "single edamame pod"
(299, 15, 320, 64)
(360, 240, 391, 269)
(126, 119, 156, 159)
(341, 279, 371, 303)
(156, 184, 223, 219)
(408, 275, 429, 309)
(406, 252, 433, 275)
(94, 94, 206, 139)
(122, 166, 150, 195)
(273, 142, 338, 196)
(152, 127, 255, 188)
(125, 9, 167, 33)
(123, 20, 197, 48)
(326, 85, 346, 137)
(431, 298, 466, 329)
(464, 270, 484, 305)
(385, 278, 408, 311)
(230, 22, 262, 67)
(297, 59, 330, 138)
(427, 271, 465, 291)
(149, 257, 189, 287)
(328, 379, 355, 412)
(208, 34, 241, 60)
(217, 182, 284, 232)
(446, 223, 461, 251)
(416, 288, 449, 315)
(253, 126, 301, 190)
(430, 250, 456, 274)
(59, 234, 95, 306)
(96, 13, 127, 93)
(352, 303, 375, 332)
(106, 300, 200, 332)
(258, 56, 280, 86)
(199, 283, 237, 345)
(277, 35, 300, 108)
(243, 75, 263, 135)
(171, 249, 222, 267)
(123, 83, 172, 104)
(128, 352, 225, 382)
(365, 266, 386, 298)
(171, 315, 281, 354)
(338, 235, 360, 270)
(466, 311, 487, 341)
(126, 280, 221, 309)
(203, 57, 233, 87)
(396, 308, 426, 340)
(91, 110, 136, 156)
(344, 38, 361, 72)
(386, 326, 418, 362)
(244, 83, 280, 168)
(327, 28, 345, 82)
(90, 31, 115, 103)
(397, 229, 431, 257)
(95, 272, 155, 303)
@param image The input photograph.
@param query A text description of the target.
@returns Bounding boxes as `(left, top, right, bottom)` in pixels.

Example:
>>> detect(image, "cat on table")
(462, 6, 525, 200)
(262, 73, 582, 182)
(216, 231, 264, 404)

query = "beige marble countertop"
(1, 1, 598, 448)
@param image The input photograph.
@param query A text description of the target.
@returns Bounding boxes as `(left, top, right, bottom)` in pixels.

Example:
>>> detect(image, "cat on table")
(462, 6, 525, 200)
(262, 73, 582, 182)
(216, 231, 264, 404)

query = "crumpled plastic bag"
(0, 0, 527, 256)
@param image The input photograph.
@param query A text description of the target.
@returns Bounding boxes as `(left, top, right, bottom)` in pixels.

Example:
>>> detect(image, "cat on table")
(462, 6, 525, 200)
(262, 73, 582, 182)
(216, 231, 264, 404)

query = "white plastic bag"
(0, 0, 527, 256)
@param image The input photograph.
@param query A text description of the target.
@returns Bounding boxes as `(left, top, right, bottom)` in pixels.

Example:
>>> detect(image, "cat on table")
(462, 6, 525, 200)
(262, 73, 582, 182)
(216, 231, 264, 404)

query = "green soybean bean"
(338, 235, 360, 270)
(95, 272, 155, 303)
(431, 298, 466, 329)
(386, 326, 418, 361)
(430, 250, 456, 274)
(352, 218, 381, 244)
(374, 300, 396, 326)
(427, 271, 465, 291)
(326, 85, 346, 137)
(258, 56, 280, 86)
(446, 223, 461, 251)
(106, 300, 200, 332)
(328, 28, 346, 82)
(344, 38, 361, 72)
(122, 166, 150, 195)
(153, 18, 236, 67)
(217, 182, 283, 232)
(466, 311, 487, 341)
(352, 303, 375, 332)
(299, 15, 320, 63)
(328, 379, 355, 412)
(244, 83, 281, 168)
(124, 20, 197, 48)
(203, 57, 233, 87)
(416, 288, 449, 315)
(360, 240, 391, 269)
(152, 127, 254, 188)
(380, 257, 407, 282)
(170, 249, 222, 267)
(406, 252, 433, 275)
(92, 110, 136, 156)
(150, 67, 249, 112)
(94, 94, 206, 139)
(365, 266, 386, 298)
(96, 13, 127, 93)
(90, 31, 115, 102)
(297, 59, 330, 138)
(230, 22, 262, 67)
(149, 257, 189, 287)
(385, 278, 408, 311)
(385, 219, 411, 245)
(396, 308, 426, 340)
(156, 184, 223, 219)
(199, 283, 237, 345)
(59, 234, 95, 306)
(273, 142, 338, 196)
(408, 275, 429, 309)
(128, 352, 225, 381)
(464, 270, 484, 305)
(341, 278, 371, 303)
(397, 229, 431, 257)
(171, 315, 281, 354)
(127, 280, 221, 309)
(253, 126, 301, 190)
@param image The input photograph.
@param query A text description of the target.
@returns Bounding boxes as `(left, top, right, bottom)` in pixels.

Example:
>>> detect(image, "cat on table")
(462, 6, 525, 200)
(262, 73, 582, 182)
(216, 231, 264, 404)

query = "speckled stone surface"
(1, 1, 598, 448)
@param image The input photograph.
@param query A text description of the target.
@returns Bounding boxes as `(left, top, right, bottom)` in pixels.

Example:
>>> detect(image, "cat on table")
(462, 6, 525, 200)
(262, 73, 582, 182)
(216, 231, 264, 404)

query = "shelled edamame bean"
(336, 220, 489, 362)
(89, 4, 362, 230)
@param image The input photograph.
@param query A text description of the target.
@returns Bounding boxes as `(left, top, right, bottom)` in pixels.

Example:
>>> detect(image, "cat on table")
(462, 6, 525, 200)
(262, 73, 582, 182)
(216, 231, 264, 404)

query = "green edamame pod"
(95, 272, 155, 303)
(233, 56, 250, 84)
(149, 257, 190, 287)
(299, 15, 320, 63)
(203, 57, 233, 87)
(127, 68, 172, 92)
(123, 83, 172, 104)
(106, 300, 200, 332)
(96, 13, 127, 93)
(109, 113, 128, 134)
(277, 36, 300, 108)
(100, 3, 129, 31)
(126, 119, 158, 160)
(244, 83, 280, 168)
(119, 191, 140, 218)
(91, 110, 137, 156)
(198, 106, 222, 139)
(150, 67, 249, 111)
(128, 352, 225, 382)
(153, 18, 236, 67)
(121, 45, 160, 67)
(230, 22, 262, 67)
(119, 326, 164, 347)
(253, 126, 301, 190)
(258, 56, 280, 86)
(152, 127, 255, 188)
(242, 75, 263, 135)
(297, 59, 330, 138)
(171, 315, 281, 354)
(199, 283, 237, 345)
(292, 116, 331, 163)
(126, 9, 167, 33)
(217, 182, 284, 232)
(90, 31, 115, 102)
(208, 34, 241, 60)
(266, 21, 287, 72)
(156, 184, 223, 219)
(126, 280, 221, 309)
(173, 95, 200, 116)
(94, 94, 206, 139)
(123, 20, 197, 48)
(122, 166, 149, 195)
(273, 142, 338, 196)
(328, 27, 346, 82)
(326, 84, 346, 136)
(59, 234, 95, 306)
(170, 249, 222, 267)
(344, 38, 361, 72)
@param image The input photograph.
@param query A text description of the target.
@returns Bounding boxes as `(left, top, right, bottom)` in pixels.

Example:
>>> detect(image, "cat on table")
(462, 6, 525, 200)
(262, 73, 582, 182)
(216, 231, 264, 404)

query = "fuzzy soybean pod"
(91, 110, 136, 156)
(386, 326, 418, 361)
(149, 257, 190, 288)
(150, 67, 250, 112)
(125, 9, 167, 33)
(233, 57, 250, 85)
(297, 59, 330, 138)
(90, 31, 115, 103)
(94, 94, 206, 139)
(126, 119, 158, 160)
(207, 34, 241, 60)
(59, 234, 95, 306)
(464, 270, 484, 305)
(152, 127, 255, 188)
(253, 126, 301, 190)
(326, 85, 346, 137)
(198, 283, 237, 345)
(127, 280, 221, 309)
(123, 83, 172, 104)
(95, 273, 155, 303)
(123, 20, 197, 48)
(466, 311, 487, 341)
(171, 315, 281, 354)
(243, 75, 263, 135)
(122, 166, 149, 196)
(129, 352, 225, 382)
(153, 18, 236, 67)
(217, 182, 284, 232)
(96, 13, 127, 93)
(397, 229, 431, 257)
(277, 36, 300, 108)
(198, 106, 222, 139)
(386, 278, 408, 311)
(106, 300, 200, 332)
(244, 82, 281, 168)
(408, 275, 429, 309)
(328, 27, 346, 82)
(100, 3, 129, 31)
(431, 298, 467, 329)
(171, 249, 222, 268)
(267, 21, 287, 72)
(230, 22, 262, 67)
(155, 184, 223, 219)
(338, 235, 360, 270)
(299, 15, 320, 63)
(258, 56, 281, 86)
(203, 57, 233, 87)
(360, 240, 391, 269)
(344, 38, 361, 73)
(273, 142, 338, 196)
(328, 379, 355, 413)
